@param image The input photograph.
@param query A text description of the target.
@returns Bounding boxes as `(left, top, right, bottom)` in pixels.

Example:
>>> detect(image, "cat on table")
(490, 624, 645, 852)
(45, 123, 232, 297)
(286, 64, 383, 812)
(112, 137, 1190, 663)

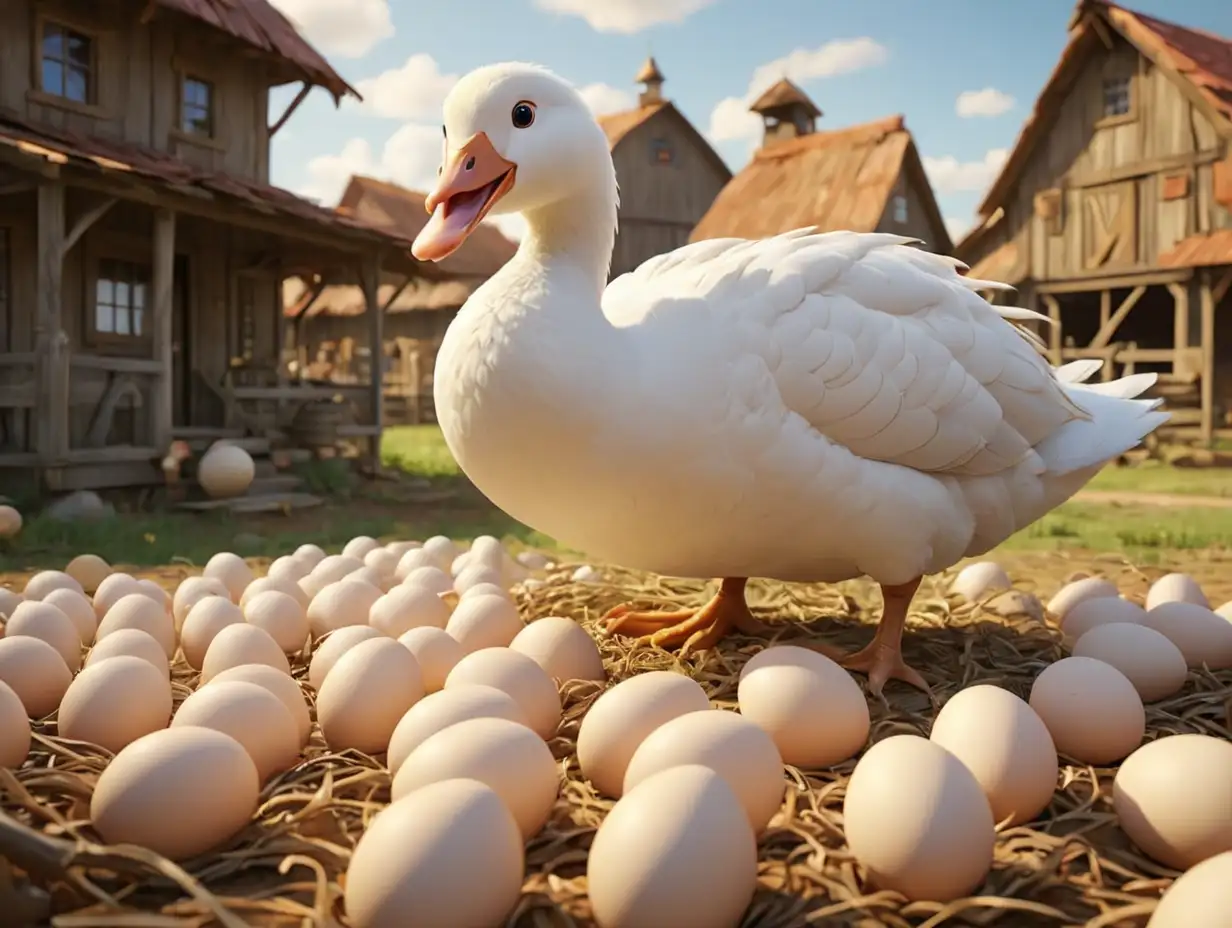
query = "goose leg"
(603, 577, 767, 654)
(810, 578, 929, 697)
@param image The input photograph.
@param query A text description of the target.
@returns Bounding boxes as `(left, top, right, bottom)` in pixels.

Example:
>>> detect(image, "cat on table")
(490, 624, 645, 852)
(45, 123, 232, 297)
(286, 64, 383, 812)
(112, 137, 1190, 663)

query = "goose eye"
(511, 101, 536, 129)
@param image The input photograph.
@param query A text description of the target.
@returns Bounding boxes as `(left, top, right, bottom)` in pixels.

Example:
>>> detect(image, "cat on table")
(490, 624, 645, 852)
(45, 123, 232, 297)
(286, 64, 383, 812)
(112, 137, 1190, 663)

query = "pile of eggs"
(1, 545, 1232, 927)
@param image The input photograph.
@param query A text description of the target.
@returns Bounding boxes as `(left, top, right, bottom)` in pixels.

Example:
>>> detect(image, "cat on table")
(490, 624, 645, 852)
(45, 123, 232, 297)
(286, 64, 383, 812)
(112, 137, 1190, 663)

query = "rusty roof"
(635, 57, 664, 84)
(597, 102, 669, 147)
(690, 115, 949, 251)
(967, 241, 1025, 283)
(1158, 229, 1232, 267)
(337, 176, 517, 280)
(153, 0, 356, 101)
(749, 78, 822, 117)
(0, 112, 415, 253)
(976, 0, 1232, 218)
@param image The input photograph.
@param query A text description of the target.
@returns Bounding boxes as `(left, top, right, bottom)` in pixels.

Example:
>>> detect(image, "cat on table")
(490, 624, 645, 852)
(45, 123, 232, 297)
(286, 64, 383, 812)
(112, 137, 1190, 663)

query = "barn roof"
(152, 0, 357, 101)
(968, 0, 1232, 226)
(690, 114, 950, 251)
(596, 100, 732, 186)
(750, 78, 822, 118)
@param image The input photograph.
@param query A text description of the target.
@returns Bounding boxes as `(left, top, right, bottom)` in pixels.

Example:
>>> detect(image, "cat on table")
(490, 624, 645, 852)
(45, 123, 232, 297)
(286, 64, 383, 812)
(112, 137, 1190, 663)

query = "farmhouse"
(0, 0, 421, 500)
(956, 0, 1232, 443)
(691, 78, 952, 254)
(598, 58, 732, 277)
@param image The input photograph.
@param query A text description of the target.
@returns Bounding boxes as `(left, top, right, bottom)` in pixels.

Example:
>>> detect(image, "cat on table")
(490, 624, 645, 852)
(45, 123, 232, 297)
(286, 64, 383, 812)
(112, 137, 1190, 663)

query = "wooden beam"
(1200, 269, 1216, 444)
(361, 252, 384, 474)
(150, 209, 176, 452)
(1037, 267, 1191, 294)
(0, 182, 33, 197)
(1213, 266, 1232, 306)
(1089, 285, 1146, 349)
(35, 181, 69, 465)
(381, 275, 412, 312)
(61, 196, 116, 257)
(1041, 293, 1062, 363)
(269, 83, 312, 137)
(1168, 281, 1191, 378)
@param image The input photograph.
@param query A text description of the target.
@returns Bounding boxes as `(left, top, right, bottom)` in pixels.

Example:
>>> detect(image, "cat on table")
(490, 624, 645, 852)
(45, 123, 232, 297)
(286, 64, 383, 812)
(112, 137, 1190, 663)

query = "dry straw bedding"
(2, 552, 1231, 928)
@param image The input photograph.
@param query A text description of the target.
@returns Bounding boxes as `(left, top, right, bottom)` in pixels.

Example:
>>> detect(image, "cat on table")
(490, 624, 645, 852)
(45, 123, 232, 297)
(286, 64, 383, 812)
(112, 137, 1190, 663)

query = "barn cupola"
(749, 78, 822, 146)
(635, 56, 665, 106)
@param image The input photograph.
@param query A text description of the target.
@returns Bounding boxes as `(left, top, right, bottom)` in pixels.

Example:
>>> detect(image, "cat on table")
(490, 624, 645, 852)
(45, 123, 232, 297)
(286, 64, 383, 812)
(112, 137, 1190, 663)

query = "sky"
(265, 0, 1232, 244)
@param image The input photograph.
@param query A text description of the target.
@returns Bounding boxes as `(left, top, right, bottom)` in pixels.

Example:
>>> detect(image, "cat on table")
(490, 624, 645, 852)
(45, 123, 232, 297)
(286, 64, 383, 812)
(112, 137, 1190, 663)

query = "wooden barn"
(285, 175, 516, 424)
(955, 0, 1232, 443)
(0, 0, 420, 499)
(691, 78, 952, 253)
(598, 58, 732, 277)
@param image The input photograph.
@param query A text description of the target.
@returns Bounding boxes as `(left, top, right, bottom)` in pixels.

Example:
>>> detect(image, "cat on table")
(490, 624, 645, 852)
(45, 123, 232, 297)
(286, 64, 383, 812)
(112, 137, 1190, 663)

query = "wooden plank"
(1214, 267, 1232, 306)
(0, 353, 38, 367)
(36, 180, 69, 464)
(61, 197, 117, 257)
(70, 355, 163, 374)
(66, 446, 159, 464)
(150, 208, 176, 452)
(176, 491, 324, 513)
(1089, 285, 1146, 349)
(1169, 281, 1191, 377)
(1066, 149, 1223, 189)
(362, 251, 384, 475)
(1200, 270, 1216, 444)
(1041, 293, 1062, 363)
(269, 82, 311, 137)
(1037, 268, 1191, 294)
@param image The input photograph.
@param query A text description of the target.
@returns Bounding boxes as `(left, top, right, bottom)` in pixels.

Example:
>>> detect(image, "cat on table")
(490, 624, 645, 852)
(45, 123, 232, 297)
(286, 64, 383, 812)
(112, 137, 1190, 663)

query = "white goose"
(413, 63, 1168, 695)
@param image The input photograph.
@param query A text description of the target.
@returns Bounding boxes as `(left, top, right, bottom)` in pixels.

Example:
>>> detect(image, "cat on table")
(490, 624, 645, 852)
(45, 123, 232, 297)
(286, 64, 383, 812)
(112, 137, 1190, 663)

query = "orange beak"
(412, 132, 516, 262)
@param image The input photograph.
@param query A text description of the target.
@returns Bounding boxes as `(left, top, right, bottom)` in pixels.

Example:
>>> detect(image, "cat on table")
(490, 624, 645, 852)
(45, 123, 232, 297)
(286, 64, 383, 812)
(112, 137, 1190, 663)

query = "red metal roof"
(1158, 229, 1232, 267)
(154, 0, 357, 101)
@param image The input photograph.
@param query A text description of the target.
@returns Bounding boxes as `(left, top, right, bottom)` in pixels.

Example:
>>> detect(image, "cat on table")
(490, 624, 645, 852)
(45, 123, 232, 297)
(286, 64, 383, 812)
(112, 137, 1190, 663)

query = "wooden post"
(361, 251, 384, 473)
(1041, 293, 1062, 364)
(35, 181, 68, 465)
(1167, 281, 1190, 379)
(151, 208, 176, 453)
(1200, 269, 1216, 445)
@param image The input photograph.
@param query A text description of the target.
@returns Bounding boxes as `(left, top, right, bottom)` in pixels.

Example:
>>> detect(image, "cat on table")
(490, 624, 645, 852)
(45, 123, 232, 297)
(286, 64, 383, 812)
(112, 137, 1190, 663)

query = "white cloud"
(579, 83, 635, 116)
(707, 38, 889, 145)
(955, 88, 1015, 118)
(268, 0, 393, 58)
(355, 54, 459, 120)
(534, 0, 717, 33)
(923, 148, 1009, 194)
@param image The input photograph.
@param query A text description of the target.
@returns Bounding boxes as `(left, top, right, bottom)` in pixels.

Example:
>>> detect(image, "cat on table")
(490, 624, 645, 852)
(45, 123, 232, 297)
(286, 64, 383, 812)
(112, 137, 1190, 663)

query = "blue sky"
(268, 0, 1232, 242)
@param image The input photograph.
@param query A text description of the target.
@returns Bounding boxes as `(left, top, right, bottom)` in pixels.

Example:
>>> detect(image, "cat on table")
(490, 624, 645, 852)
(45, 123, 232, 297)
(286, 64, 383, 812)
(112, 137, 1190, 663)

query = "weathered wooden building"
(0, 0, 419, 495)
(956, 0, 1232, 443)
(598, 59, 732, 277)
(691, 78, 952, 253)
(286, 175, 516, 424)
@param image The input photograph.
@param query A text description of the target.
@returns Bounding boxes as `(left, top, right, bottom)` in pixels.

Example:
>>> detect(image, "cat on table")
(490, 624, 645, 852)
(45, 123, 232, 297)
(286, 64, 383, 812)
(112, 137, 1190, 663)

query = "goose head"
(412, 62, 616, 262)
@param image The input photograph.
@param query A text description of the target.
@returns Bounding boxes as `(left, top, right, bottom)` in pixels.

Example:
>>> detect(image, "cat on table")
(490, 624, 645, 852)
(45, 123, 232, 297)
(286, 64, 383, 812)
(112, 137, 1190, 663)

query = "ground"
(2, 426, 1231, 926)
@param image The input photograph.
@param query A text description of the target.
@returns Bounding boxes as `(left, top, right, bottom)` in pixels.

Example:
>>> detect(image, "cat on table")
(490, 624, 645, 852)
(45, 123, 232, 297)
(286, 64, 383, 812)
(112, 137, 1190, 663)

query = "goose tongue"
(413, 185, 492, 261)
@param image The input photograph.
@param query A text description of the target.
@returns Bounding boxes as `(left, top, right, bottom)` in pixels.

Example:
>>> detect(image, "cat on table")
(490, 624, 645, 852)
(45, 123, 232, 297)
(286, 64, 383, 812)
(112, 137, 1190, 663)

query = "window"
(95, 260, 149, 337)
(181, 76, 214, 136)
(892, 194, 908, 224)
(1102, 76, 1131, 118)
(650, 138, 674, 165)
(41, 22, 94, 104)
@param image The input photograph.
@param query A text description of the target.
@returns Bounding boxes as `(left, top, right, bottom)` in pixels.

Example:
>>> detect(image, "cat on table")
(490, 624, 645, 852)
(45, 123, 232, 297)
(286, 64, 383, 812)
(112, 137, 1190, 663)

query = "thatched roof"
(750, 78, 822, 118)
(690, 115, 950, 251)
(284, 276, 475, 318)
(635, 57, 664, 84)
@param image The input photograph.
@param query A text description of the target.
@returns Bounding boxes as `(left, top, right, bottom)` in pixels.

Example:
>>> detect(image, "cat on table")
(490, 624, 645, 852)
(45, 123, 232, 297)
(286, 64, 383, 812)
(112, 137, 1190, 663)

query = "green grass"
(1083, 460, 1232, 498)
(380, 425, 463, 478)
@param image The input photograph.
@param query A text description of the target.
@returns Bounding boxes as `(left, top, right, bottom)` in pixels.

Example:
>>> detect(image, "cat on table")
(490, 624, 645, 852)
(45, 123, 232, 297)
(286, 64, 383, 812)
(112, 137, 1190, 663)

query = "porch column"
(151, 208, 176, 452)
(361, 251, 384, 471)
(35, 180, 68, 464)
(1200, 270, 1216, 444)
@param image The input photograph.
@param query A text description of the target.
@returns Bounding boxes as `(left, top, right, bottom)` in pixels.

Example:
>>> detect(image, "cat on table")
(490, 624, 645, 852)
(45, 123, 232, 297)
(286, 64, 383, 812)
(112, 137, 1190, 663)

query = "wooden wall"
(875, 170, 946, 251)
(610, 110, 729, 277)
(0, 0, 273, 181)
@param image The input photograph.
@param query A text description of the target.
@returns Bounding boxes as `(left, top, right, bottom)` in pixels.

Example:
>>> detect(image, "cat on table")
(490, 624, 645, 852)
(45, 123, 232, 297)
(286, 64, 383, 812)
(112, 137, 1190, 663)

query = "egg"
(200, 623, 290, 683)
(1142, 602, 1232, 669)
(344, 778, 523, 928)
(404, 566, 453, 597)
(387, 684, 528, 777)
(96, 593, 176, 659)
(450, 551, 471, 577)
(314, 554, 367, 585)
(517, 550, 550, 570)
(587, 764, 757, 928)
(384, 539, 421, 558)
(578, 671, 711, 798)
(391, 716, 558, 837)
(180, 596, 245, 669)
(93, 573, 142, 620)
(571, 565, 601, 583)
(1029, 656, 1144, 765)
(267, 555, 312, 584)
(0, 680, 31, 768)
(394, 547, 435, 582)
(317, 637, 423, 753)
(1047, 577, 1119, 622)
(294, 543, 326, 567)
(64, 554, 111, 594)
(240, 575, 309, 611)
(307, 578, 382, 637)
(42, 587, 97, 645)
(0, 635, 70, 717)
(1146, 572, 1208, 610)
(453, 563, 502, 597)
(1072, 623, 1188, 702)
(509, 616, 605, 683)
(5, 600, 82, 670)
(173, 680, 300, 781)
(343, 535, 381, 560)
(206, 663, 312, 747)
(203, 552, 254, 603)
(308, 625, 384, 689)
(461, 581, 510, 602)
(1148, 850, 1232, 927)
(243, 590, 309, 654)
(171, 576, 230, 629)
(370, 584, 450, 638)
(1114, 733, 1232, 869)
(58, 655, 172, 752)
(23, 569, 84, 601)
(949, 561, 1011, 601)
(137, 579, 172, 614)
(86, 628, 169, 676)
(444, 594, 522, 653)
(1061, 596, 1145, 644)
(421, 535, 457, 570)
(397, 626, 464, 692)
(349, 565, 389, 592)
(624, 708, 784, 833)
(363, 547, 400, 583)
(0, 586, 22, 618)
(90, 726, 259, 860)
(928, 684, 1058, 826)
(444, 647, 560, 739)
(844, 734, 996, 901)
(737, 645, 869, 768)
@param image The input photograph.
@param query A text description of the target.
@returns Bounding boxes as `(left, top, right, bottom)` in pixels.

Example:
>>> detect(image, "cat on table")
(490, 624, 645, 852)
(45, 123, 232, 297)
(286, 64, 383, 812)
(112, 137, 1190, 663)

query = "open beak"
(412, 132, 516, 262)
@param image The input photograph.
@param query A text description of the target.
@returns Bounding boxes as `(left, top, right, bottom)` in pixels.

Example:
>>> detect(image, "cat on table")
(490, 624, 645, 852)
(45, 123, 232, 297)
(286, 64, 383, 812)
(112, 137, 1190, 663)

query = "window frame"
(891, 193, 909, 225)
(1095, 58, 1139, 129)
(649, 137, 675, 166)
(170, 58, 226, 151)
(89, 255, 153, 354)
(179, 74, 216, 138)
(29, 15, 108, 117)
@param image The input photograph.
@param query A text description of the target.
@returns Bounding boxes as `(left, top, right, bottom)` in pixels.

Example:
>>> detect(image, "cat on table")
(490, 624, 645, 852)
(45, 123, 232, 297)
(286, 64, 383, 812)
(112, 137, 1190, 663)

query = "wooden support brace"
(269, 83, 312, 137)
(1213, 266, 1232, 306)
(1041, 293, 1062, 362)
(61, 197, 117, 258)
(380, 275, 412, 312)
(1089, 285, 1146, 349)
(1200, 269, 1216, 444)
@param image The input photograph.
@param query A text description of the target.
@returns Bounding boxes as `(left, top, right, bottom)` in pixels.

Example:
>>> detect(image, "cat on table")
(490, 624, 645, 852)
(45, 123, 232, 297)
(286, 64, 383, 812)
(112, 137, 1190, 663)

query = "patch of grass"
(999, 501, 1232, 561)
(381, 425, 462, 478)
(1085, 460, 1232, 497)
